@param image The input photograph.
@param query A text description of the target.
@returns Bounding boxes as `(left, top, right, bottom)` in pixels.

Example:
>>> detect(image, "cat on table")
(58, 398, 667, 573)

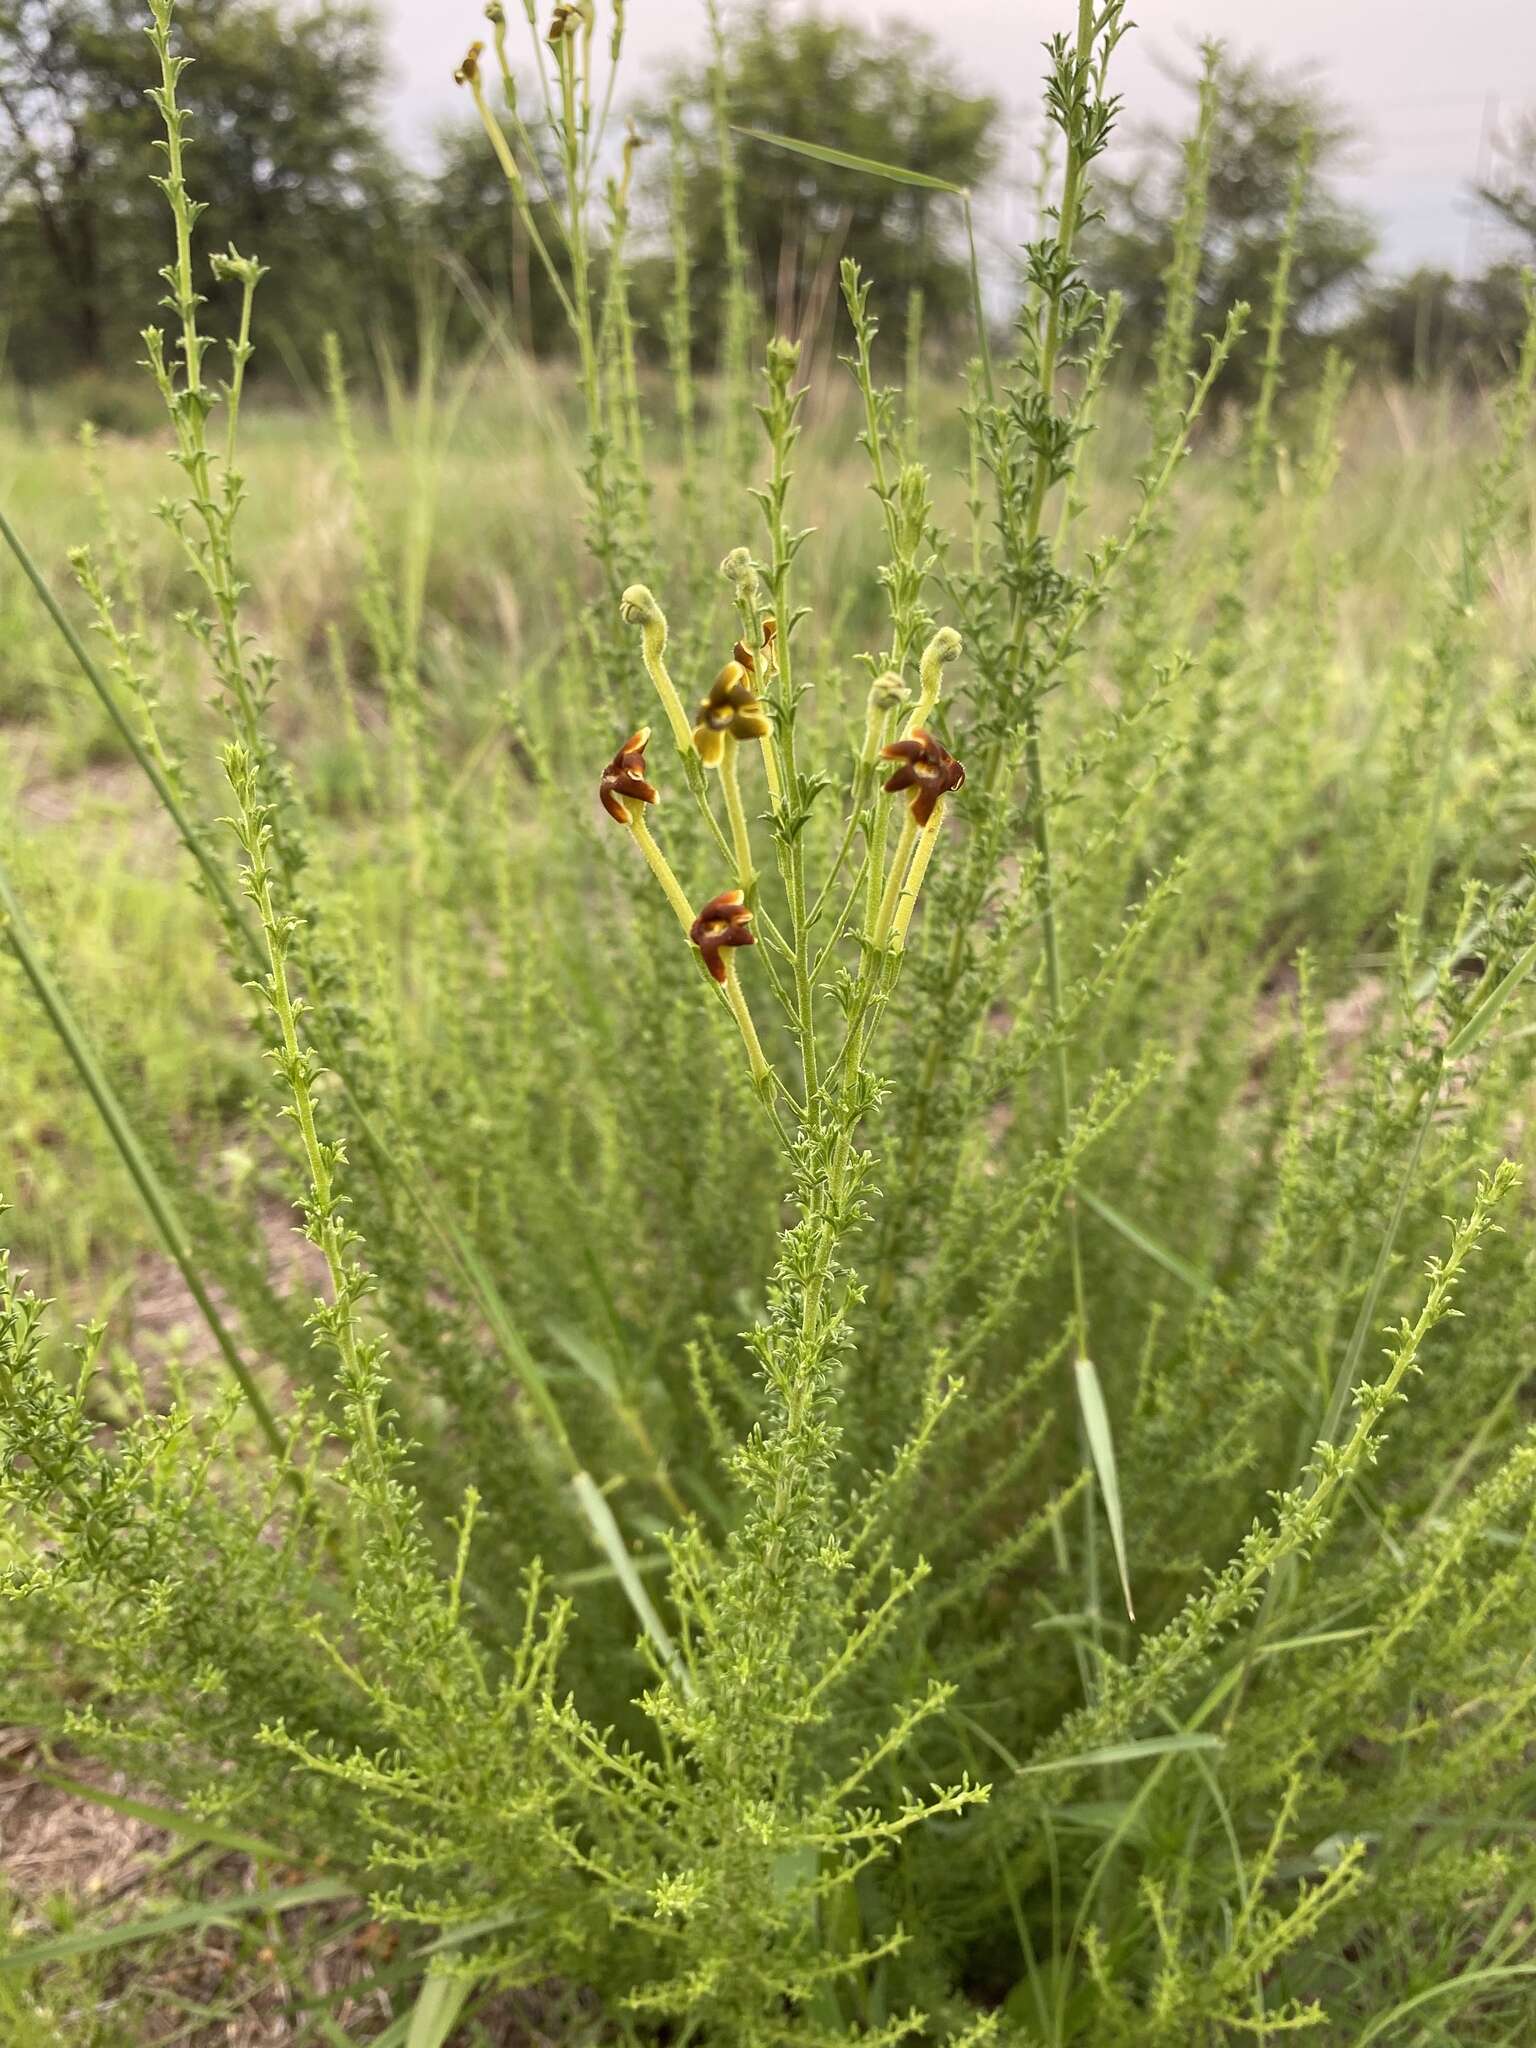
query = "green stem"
(873, 811, 919, 951)
(722, 953, 771, 1089)
(720, 737, 758, 896)
(628, 808, 695, 936)
(891, 810, 945, 951)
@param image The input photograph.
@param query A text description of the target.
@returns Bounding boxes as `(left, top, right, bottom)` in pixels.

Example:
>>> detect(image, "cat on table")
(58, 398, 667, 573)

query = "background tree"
(662, 7, 1000, 355)
(1087, 47, 1376, 387)
(0, 0, 410, 385)
(1477, 110, 1536, 251)
(1347, 264, 1533, 385)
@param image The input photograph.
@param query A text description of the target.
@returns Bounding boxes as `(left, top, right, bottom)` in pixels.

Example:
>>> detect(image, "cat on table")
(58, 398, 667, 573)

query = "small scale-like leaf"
(1074, 1355, 1135, 1620)
(734, 126, 968, 195)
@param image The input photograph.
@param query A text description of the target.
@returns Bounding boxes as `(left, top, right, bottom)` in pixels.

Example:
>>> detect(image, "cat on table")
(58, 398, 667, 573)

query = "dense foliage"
(4, 1, 1536, 2042)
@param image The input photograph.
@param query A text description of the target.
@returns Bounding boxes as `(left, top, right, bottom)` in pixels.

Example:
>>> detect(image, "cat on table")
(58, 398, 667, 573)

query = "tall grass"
(4, 1, 1536, 2040)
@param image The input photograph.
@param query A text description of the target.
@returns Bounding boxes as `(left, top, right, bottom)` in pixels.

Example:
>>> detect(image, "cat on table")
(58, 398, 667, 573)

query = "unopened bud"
(619, 583, 663, 631)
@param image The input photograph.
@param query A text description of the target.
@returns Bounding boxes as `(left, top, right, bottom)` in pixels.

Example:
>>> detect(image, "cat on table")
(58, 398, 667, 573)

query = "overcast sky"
(384, 1, 1536, 276)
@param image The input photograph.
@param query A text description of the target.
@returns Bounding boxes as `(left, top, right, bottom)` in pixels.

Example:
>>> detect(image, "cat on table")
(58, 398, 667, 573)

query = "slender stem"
(891, 810, 945, 951)
(873, 810, 920, 951)
(720, 737, 758, 895)
(631, 609, 695, 758)
(722, 954, 771, 1088)
(627, 809, 695, 936)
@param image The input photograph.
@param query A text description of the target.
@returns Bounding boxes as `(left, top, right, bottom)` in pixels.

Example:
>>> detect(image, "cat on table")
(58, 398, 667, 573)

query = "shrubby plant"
(4, 0, 1536, 2040)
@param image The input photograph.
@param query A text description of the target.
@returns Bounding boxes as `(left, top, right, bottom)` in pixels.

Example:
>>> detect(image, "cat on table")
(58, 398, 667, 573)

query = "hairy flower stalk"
(690, 890, 771, 1086)
(619, 583, 700, 762)
(600, 730, 775, 1096)
(598, 729, 693, 934)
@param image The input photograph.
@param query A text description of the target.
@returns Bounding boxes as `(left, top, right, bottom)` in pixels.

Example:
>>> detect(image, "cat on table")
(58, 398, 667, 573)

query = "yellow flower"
(693, 661, 770, 768)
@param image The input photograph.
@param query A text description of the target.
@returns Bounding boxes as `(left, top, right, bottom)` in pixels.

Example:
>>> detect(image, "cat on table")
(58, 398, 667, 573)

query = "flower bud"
(918, 626, 962, 701)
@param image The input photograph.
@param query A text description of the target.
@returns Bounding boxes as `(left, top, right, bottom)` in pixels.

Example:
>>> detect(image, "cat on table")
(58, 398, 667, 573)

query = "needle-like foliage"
(4, 2, 1536, 2040)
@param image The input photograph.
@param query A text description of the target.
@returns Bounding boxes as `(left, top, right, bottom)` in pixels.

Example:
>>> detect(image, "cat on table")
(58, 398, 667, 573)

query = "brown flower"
(693, 660, 770, 768)
(453, 39, 484, 86)
(600, 727, 658, 823)
(546, 2, 580, 47)
(690, 890, 756, 983)
(882, 729, 966, 826)
(731, 615, 777, 674)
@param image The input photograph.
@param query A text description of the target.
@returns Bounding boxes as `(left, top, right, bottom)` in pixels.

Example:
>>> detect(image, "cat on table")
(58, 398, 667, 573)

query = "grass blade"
(0, 856, 289, 1469)
(405, 1969, 474, 2048)
(1443, 935, 1536, 1061)
(1355, 1964, 1536, 2044)
(1078, 1187, 1214, 1297)
(0, 1879, 350, 1971)
(0, 500, 255, 951)
(732, 125, 992, 390)
(1017, 1734, 1223, 1778)
(571, 1469, 690, 1694)
(7, 1767, 291, 1862)
(1073, 1355, 1135, 1621)
(733, 126, 967, 194)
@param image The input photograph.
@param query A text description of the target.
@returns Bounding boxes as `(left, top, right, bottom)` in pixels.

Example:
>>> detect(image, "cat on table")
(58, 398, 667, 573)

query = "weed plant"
(4, 1, 1536, 2041)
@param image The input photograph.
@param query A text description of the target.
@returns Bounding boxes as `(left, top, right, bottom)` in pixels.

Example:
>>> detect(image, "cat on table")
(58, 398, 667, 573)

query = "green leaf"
(734, 126, 968, 195)
(1074, 1355, 1135, 1621)
(546, 1320, 619, 1398)
(417, 1911, 520, 1958)
(1078, 1187, 1214, 1296)
(571, 1469, 690, 1694)
(1355, 1964, 1536, 2044)
(405, 1968, 474, 2048)
(1444, 935, 1536, 1060)
(15, 1769, 290, 1863)
(0, 1879, 351, 1971)
(0, 857, 288, 1467)
(1017, 1734, 1224, 1778)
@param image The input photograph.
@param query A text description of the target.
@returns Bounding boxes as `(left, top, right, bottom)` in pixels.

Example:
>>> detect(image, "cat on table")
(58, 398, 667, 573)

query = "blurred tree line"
(0, 0, 1531, 397)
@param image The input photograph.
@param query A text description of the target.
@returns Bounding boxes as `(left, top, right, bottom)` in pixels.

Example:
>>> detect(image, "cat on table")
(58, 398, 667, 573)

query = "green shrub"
(4, 2, 1536, 2040)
